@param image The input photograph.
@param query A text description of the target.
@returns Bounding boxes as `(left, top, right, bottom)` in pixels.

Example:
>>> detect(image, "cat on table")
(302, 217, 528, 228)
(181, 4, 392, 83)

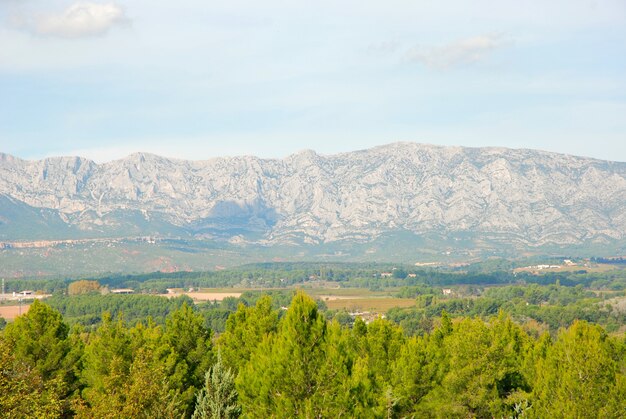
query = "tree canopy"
(1, 292, 624, 418)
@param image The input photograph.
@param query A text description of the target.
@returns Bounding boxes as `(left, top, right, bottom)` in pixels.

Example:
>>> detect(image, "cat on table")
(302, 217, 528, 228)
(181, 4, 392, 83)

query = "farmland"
(0, 304, 30, 320)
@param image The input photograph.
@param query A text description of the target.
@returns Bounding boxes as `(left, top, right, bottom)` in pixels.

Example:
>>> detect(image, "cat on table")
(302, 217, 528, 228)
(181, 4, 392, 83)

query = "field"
(160, 286, 417, 313)
(161, 289, 243, 302)
(0, 304, 30, 320)
(323, 297, 416, 312)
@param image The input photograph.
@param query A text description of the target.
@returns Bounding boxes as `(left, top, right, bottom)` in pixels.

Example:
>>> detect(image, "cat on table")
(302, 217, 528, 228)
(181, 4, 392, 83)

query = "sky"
(0, 0, 625, 162)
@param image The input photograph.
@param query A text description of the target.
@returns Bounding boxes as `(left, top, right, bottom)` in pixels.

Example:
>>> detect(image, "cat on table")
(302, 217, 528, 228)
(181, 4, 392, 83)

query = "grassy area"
(301, 287, 391, 298)
(324, 297, 416, 312)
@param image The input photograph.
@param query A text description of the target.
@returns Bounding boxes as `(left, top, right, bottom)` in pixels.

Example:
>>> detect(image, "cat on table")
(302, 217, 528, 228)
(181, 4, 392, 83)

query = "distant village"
(0, 236, 158, 250)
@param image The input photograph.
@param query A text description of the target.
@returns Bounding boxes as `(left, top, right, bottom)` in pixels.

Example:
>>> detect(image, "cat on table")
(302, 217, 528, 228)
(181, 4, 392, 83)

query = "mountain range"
(1, 143, 625, 257)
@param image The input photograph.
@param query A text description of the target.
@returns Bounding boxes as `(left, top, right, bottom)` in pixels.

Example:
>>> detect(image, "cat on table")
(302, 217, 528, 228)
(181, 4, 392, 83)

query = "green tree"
(77, 315, 185, 418)
(358, 318, 405, 385)
(391, 335, 438, 415)
(2, 299, 80, 415)
(348, 317, 405, 415)
(192, 352, 241, 419)
(307, 320, 374, 417)
(161, 302, 214, 416)
(0, 336, 64, 418)
(80, 312, 133, 406)
(418, 315, 531, 418)
(218, 295, 278, 373)
(237, 291, 327, 417)
(75, 346, 183, 418)
(531, 320, 626, 418)
(3, 299, 74, 381)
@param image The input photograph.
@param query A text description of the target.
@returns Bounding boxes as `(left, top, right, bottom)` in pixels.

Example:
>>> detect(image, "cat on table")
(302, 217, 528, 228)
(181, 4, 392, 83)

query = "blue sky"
(1, 0, 625, 162)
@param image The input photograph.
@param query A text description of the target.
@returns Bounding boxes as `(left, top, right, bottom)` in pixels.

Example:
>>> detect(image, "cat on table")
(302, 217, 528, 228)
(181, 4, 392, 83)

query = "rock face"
(1, 143, 625, 246)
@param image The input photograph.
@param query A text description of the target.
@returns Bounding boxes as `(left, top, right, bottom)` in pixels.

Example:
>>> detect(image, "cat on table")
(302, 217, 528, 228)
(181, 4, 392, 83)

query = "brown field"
(0, 304, 30, 320)
(161, 291, 242, 302)
(324, 298, 415, 312)
(159, 287, 410, 314)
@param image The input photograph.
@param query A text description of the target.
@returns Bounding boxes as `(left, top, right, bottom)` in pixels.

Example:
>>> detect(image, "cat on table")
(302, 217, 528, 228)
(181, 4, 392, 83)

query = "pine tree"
(417, 315, 531, 418)
(80, 312, 132, 399)
(218, 295, 278, 373)
(161, 302, 214, 416)
(0, 336, 64, 417)
(237, 291, 327, 417)
(391, 335, 437, 415)
(76, 317, 184, 418)
(3, 299, 72, 381)
(192, 352, 241, 419)
(2, 299, 79, 416)
(531, 320, 625, 418)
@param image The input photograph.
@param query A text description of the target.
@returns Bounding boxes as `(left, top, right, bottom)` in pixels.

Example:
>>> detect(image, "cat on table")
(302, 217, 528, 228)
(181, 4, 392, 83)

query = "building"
(110, 289, 134, 294)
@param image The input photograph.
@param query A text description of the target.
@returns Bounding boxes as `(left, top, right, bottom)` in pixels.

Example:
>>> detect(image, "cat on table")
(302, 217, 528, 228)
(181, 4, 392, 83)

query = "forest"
(5, 262, 621, 337)
(3, 260, 626, 295)
(1, 290, 625, 418)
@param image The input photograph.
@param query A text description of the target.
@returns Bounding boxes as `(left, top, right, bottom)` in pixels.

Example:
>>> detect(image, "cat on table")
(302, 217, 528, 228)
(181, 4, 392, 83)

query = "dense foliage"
(387, 283, 626, 335)
(5, 260, 626, 294)
(1, 292, 624, 418)
(45, 294, 196, 327)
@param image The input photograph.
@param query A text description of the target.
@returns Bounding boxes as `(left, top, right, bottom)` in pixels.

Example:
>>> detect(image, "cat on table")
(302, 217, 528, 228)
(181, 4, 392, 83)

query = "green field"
(324, 297, 416, 312)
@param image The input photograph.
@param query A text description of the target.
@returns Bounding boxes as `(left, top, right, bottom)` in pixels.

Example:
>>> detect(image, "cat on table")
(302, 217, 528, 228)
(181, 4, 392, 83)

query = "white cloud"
(24, 2, 129, 38)
(405, 34, 507, 70)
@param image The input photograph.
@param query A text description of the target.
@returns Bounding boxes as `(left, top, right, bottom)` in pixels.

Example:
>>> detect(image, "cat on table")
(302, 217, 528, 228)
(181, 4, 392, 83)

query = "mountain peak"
(0, 143, 624, 251)
(124, 152, 165, 162)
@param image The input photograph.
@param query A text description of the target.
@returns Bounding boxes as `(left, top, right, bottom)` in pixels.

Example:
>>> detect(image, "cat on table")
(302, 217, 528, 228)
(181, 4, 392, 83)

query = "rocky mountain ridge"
(1, 143, 625, 248)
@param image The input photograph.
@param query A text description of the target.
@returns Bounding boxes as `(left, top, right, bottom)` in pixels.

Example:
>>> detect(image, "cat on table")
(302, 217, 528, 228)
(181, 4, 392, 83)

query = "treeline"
(45, 294, 196, 327)
(388, 283, 626, 335)
(5, 262, 626, 295)
(6, 279, 623, 337)
(42, 290, 299, 333)
(592, 256, 626, 265)
(2, 293, 625, 418)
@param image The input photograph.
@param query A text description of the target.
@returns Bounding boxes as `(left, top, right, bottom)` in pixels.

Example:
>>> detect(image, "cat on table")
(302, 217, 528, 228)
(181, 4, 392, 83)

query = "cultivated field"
(303, 287, 393, 298)
(323, 297, 416, 312)
(161, 289, 243, 301)
(159, 286, 416, 314)
(0, 304, 30, 320)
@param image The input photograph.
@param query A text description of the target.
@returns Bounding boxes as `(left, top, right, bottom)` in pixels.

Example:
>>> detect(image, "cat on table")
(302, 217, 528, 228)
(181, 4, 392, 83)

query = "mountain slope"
(1, 143, 625, 250)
